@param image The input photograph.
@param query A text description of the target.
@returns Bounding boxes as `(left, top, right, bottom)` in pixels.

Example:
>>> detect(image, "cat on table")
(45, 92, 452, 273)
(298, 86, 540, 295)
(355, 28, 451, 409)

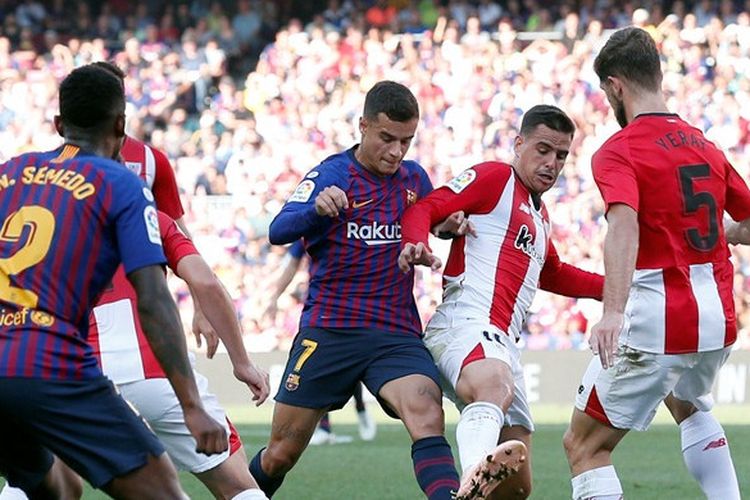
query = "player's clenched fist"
(398, 242, 442, 273)
(183, 406, 228, 455)
(315, 186, 348, 217)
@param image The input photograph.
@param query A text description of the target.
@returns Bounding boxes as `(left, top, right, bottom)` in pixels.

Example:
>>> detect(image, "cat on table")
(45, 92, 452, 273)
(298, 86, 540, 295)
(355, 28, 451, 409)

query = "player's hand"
(234, 363, 270, 406)
(431, 211, 477, 239)
(192, 308, 219, 359)
(398, 242, 442, 273)
(183, 406, 228, 455)
(315, 186, 348, 217)
(589, 311, 623, 370)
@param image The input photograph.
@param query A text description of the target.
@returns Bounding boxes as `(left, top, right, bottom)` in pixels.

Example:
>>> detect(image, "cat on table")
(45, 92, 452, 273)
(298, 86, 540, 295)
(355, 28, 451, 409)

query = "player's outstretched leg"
(454, 440, 527, 500)
(379, 374, 460, 500)
(248, 402, 325, 498)
(353, 382, 377, 441)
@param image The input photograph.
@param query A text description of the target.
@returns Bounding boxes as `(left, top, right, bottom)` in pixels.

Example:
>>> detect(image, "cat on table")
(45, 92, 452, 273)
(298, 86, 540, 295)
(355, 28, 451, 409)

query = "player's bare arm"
(590, 203, 638, 369)
(128, 265, 228, 455)
(314, 185, 349, 216)
(176, 255, 270, 405)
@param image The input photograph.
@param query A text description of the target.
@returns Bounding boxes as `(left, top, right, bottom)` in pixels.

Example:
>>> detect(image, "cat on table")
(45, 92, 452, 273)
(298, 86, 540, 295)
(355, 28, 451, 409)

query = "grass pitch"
(4, 404, 749, 499)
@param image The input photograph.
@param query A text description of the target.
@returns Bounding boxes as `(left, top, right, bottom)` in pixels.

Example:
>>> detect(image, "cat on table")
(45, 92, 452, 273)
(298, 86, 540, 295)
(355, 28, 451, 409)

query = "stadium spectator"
(563, 26, 745, 500)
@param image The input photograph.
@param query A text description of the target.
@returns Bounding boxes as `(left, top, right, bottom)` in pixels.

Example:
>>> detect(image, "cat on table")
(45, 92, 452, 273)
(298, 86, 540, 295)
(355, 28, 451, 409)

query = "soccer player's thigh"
(0, 377, 171, 492)
(672, 346, 732, 412)
(576, 346, 688, 431)
(119, 373, 232, 474)
(276, 327, 367, 412)
(362, 331, 443, 426)
(424, 323, 514, 406)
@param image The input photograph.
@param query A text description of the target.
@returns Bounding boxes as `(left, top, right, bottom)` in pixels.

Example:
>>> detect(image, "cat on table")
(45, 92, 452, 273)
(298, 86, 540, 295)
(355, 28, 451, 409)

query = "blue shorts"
(0, 376, 165, 491)
(275, 327, 441, 418)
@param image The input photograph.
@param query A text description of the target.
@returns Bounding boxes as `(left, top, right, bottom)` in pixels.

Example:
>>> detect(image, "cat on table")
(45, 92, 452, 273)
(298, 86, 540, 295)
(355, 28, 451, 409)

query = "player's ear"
(359, 116, 367, 137)
(513, 134, 524, 157)
(53, 115, 63, 137)
(113, 113, 126, 139)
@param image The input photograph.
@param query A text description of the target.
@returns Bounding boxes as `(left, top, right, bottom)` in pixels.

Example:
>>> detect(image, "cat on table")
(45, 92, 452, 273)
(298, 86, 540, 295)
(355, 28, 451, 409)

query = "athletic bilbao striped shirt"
(0, 145, 166, 379)
(401, 162, 603, 340)
(593, 113, 750, 354)
(269, 147, 432, 336)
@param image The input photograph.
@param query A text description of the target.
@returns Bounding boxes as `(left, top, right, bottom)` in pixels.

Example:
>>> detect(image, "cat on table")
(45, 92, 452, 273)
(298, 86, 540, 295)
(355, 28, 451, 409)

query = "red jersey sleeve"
(401, 162, 512, 249)
(724, 162, 750, 221)
(158, 211, 198, 271)
(539, 240, 604, 300)
(151, 147, 185, 220)
(592, 137, 639, 214)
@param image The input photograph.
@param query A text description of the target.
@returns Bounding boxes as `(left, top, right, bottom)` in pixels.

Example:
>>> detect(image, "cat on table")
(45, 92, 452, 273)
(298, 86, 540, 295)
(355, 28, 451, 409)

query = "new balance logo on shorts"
(703, 437, 727, 451)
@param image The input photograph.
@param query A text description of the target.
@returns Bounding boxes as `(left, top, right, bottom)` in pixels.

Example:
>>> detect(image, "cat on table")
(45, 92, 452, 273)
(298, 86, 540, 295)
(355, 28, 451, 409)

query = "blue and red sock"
(411, 436, 460, 500)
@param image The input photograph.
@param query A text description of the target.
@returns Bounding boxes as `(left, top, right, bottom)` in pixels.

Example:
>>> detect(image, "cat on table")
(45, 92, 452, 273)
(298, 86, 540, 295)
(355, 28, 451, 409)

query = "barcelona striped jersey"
(0, 145, 166, 379)
(269, 148, 432, 336)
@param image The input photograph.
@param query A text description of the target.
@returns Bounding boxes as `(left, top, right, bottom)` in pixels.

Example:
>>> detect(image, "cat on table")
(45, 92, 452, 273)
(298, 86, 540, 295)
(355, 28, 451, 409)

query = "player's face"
(356, 112, 418, 177)
(513, 124, 571, 195)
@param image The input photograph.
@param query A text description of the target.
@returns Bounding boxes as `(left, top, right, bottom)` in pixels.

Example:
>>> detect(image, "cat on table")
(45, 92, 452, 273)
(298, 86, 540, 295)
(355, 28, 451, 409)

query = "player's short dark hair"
(90, 60, 126, 84)
(363, 80, 419, 122)
(519, 105, 575, 137)
(59, 65, 125, 129)
(594, 26, 662, 92)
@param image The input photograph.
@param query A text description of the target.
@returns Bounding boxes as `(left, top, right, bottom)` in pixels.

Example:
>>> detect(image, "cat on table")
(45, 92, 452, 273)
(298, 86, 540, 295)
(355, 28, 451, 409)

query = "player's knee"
(263, 444, 300, 476)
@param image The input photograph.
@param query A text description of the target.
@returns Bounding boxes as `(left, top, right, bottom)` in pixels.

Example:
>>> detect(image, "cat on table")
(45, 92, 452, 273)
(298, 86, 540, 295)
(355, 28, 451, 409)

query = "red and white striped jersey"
(594, 113, 750, 354)
(402, 162, 602, 340)
(87, 211, 198, 383)
(120, 135, 185, 221)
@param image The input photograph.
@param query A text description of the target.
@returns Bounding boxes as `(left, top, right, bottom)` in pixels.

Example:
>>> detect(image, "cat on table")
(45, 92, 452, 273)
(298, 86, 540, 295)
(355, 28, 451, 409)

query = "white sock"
(680, 411, 740, 500)
(455, 401, 504, 476)
(571, 465, 623, 500)
(231, 489, 269, 500)
(0, 485, 28, 500)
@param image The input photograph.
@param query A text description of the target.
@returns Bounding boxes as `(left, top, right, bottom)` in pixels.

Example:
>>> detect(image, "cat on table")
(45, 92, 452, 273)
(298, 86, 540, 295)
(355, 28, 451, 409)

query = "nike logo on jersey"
(351, 199, 374, 209)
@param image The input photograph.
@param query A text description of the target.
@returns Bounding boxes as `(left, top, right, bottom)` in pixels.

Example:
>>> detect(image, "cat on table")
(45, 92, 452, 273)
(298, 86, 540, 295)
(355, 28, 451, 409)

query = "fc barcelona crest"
(406, 189, 417, 206)
(285, 373, 300, 391)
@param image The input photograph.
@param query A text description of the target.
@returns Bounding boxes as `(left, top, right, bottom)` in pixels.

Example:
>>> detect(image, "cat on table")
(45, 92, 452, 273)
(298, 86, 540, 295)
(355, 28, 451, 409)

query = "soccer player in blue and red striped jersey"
(0, 65, 226, 499)
(248, 81, 461, 499)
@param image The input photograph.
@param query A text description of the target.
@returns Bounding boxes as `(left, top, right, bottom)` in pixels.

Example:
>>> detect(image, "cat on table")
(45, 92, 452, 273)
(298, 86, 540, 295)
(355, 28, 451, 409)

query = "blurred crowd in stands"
(2, 0, 750, 353)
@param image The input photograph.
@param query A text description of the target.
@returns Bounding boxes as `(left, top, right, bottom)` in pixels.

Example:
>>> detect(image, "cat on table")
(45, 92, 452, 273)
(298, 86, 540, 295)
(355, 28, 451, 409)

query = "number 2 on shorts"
(293, 338, 318, 372)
